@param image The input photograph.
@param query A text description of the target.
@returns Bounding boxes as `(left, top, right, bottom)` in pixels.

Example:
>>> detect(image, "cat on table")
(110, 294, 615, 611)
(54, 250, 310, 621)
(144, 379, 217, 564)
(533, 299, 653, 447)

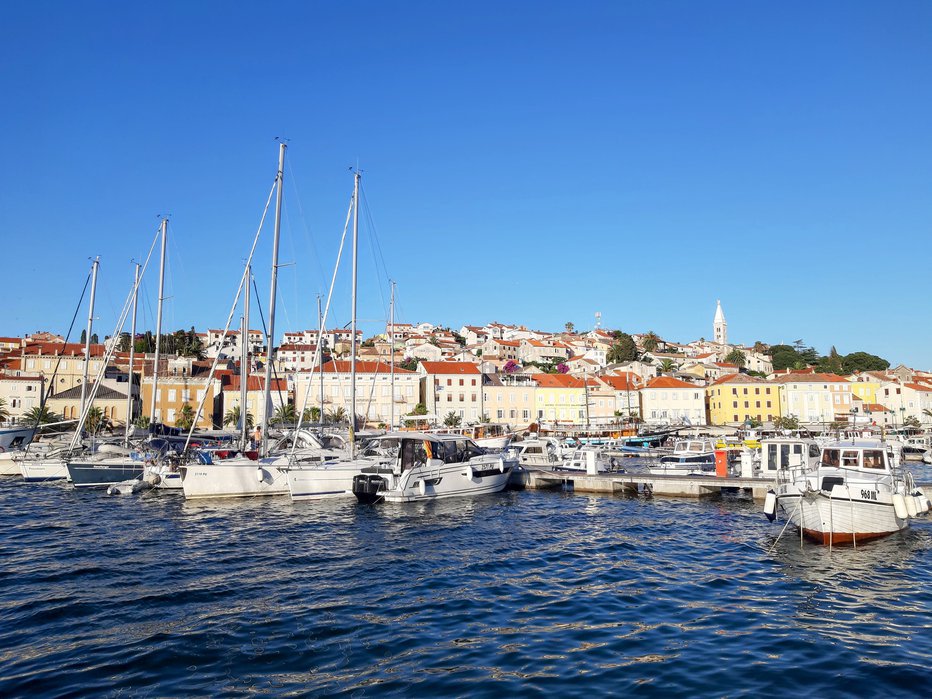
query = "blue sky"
(2, 2, 930, 367)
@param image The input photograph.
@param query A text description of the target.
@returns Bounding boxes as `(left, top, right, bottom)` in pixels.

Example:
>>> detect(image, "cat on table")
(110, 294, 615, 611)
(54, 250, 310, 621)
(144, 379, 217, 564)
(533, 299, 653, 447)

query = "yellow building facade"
(707, 374, 780, 425)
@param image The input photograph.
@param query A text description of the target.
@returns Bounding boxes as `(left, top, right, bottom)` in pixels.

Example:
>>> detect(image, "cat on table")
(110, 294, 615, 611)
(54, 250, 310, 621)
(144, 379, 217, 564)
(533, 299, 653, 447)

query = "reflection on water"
(0, 478, 930, 696)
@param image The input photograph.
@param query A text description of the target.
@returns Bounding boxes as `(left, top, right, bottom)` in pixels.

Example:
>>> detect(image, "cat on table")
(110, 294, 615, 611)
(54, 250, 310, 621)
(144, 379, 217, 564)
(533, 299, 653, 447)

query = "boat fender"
(256, 467, 265, 483)
(418, 479, 426, 496)
(893, 493, 909, 520)
(498, 457, 505, 473)
(918, 493, 931, 514)
(763, 491, 778, 522)
(462, 465, 474, 480)
(905, 494, 919, 518)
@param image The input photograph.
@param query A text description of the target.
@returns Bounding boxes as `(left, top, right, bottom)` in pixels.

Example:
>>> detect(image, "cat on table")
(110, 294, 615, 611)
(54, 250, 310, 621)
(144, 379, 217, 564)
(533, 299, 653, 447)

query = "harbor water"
(1, 471, 931, 696)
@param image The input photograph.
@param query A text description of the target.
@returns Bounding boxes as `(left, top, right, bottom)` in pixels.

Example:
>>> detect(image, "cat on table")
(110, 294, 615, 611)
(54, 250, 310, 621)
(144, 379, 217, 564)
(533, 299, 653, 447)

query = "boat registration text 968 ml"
(861, 489, 878, 501)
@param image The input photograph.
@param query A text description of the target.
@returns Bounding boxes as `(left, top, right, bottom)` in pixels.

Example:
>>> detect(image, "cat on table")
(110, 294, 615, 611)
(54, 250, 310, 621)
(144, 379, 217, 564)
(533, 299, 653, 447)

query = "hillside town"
(1, 301, 930, 434)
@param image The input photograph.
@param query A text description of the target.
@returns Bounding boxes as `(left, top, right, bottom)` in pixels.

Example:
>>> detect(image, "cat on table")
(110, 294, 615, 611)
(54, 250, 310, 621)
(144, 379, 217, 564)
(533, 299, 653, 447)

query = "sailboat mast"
(350, 170, 360, 449)
(317, 294, 324, 426)
(261, 141, 286, 456)
(79, 256, 99, 419)
(149, 218, 168, 422)
(389, 280, 395, 431)
(241, 263, 251, 447)
(124, 262, 140, 445)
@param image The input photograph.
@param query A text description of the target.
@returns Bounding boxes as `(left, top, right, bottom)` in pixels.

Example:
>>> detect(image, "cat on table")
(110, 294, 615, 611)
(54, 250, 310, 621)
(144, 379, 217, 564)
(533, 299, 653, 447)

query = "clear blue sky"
(2, 1, 930, 368)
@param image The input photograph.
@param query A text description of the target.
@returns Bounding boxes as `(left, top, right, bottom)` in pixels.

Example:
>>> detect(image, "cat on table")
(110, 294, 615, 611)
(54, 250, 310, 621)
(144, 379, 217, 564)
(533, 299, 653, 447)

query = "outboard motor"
(353, 474, 387, 504)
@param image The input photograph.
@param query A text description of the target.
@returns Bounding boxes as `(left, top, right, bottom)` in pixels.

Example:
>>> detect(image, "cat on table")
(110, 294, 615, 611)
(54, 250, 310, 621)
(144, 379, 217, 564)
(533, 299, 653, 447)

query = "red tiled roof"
(904, 382, 932, 392)
(299, 360, 414, 374)
(772, 372, 850, 384)
(420, 361, 480, 375)
(532, 373, 584, 388)
(222, 376, 288, 392)
(644, 376, 696, 390)
(601, 374, 640, 390)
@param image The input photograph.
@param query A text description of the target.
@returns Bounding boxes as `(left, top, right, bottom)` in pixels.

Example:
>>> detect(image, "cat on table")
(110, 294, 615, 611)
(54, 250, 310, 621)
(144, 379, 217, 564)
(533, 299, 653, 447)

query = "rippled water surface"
(1, 474, 930, 697)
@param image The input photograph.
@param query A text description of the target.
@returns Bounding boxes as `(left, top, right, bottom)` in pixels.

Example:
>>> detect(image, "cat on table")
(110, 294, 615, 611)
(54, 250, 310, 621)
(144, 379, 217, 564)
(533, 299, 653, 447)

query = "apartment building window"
(497, 409, 504, 419)
(471, 393, 476, 402)
(447, 379, 452, 386)
(755, 387, 760, 395)
(756, 401, 760, 408)
(168, 389, 176, 402)
(744, 401, 749, 408)
(743, 388, 748, 395)
(459, 379, 464, 386)
(537, 410, 543, 418)
(167, 408, 176, 423)
(471, 379, 476, 386)
(734, 414, 739, 421)
(459, 394, 464, 402)
(731, 388, 737, 395)
(523, 410, 529, 420)
(447, 394, 452, 402)
(733, 401, 738, 408)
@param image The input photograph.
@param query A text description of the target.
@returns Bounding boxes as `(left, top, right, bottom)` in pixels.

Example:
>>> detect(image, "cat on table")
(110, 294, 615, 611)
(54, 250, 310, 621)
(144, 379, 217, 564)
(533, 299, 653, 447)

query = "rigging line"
(251, 275, 288, 415)
(360, 184, 394, 286)
(286, 158, 327, 284)
(183, 179, 277, 451)
(68, 228, 163, 448)
(359, 184, 390, 317)
(23, 270, 91, 450)
(290, 191, 354, 457)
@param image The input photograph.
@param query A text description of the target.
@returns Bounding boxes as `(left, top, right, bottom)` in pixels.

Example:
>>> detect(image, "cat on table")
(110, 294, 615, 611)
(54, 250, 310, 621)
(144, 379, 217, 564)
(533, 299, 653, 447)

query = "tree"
(641, 331, 660, 352)
(443, 411, 462, 427)
(817, 346, 844, 375)
(303, 406, 321, 423)
(923, 408, 932, 421)
(565, 321, 575, 334)
(23, 406, 60, 425)
(326, 406, 348, 424)
(272, 403, 296, 425)
(751, 341, 768, 354)
(134, 415, 151, 429)
(903, 415, 921, 429)
(725, 348, 747, 368)
(80, 329, 87, 344)
(224, 405, 254, 429)
(0, 398, 9, 423)
(769, 344, 807, 371)
(411, 403, 428, 416)
(478, 413, 490, 423)
(841, 352, 890, 374)
(176, 404, 196, 430)
(84, 406, 112, 435)
(659, 359, 676, 374)
(746, 417, 762, 428)
(400, 357, 419, 371)
(773, 415, 800, 431)
(607, 333, 638, 364)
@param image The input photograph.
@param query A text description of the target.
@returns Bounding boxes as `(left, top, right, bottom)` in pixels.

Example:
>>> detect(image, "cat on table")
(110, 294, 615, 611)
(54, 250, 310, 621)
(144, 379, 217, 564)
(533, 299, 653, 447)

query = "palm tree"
(443, 411, 462, 427)
(302, 407, 321, 423)
(176, 404, 196, 430)
(0, 398, 9, 423)
(223, 405, 254, 429)
(23, 405, 60, 426)
(134, 415, 151, 429)
(84, 406, 113, 435)
(325, 406, 347, 424)
(659, 358, 676, 374)
(923, 408, 932, 423)
(641, 331, 660, 352)
(725, 349, 747, 368)
(272, 403, 296, 425)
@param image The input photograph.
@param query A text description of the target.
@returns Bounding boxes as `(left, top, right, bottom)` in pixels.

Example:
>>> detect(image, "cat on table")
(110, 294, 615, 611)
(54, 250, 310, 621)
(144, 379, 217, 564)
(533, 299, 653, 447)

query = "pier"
(511, 468, 932, 502)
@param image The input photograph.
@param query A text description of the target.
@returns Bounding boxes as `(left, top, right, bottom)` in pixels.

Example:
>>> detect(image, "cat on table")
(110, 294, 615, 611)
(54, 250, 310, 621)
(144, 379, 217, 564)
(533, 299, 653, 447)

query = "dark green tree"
(841, 352, 890, 374)
(607, 333, 638, 364)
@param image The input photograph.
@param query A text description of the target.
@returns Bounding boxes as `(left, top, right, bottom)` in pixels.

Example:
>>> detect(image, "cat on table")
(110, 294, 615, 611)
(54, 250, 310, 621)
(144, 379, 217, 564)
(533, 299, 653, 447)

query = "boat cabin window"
(526, 446, 542, 455)
(464, 440, 485, 460)
(401, 439, 429, 472)
(841, 450, 859, 468)
(767, 443, 777, 470)
(822, 449, 840, 468)
(862, 450, 885, 470)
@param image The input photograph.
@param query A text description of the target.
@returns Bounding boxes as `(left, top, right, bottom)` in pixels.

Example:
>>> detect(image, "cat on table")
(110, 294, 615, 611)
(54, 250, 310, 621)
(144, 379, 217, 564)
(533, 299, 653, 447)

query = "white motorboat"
(0, 425, 36, 476)
(286, 434, 397, 500)
(555, 447, 619, 474)
(649, 438, 717, 476)
(764, 439, 930, 545)
(510, 436, 570, 469)
(352, 433, 516, 503)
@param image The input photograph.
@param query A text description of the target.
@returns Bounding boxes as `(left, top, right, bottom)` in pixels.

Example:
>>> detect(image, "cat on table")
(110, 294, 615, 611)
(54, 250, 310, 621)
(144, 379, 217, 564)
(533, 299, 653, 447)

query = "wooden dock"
(510, 468, 932, 502)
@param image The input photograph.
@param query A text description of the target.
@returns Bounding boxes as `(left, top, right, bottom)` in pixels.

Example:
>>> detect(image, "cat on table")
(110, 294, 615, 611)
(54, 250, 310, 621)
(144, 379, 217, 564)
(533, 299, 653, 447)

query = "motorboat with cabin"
(509, 436, 570, 469)
(352, 432, 516, 503)
(764, 439, 930, 545)
(649, 438, 717, 476)
(555, 447, 620, 474)
(0, 425, 36, 476)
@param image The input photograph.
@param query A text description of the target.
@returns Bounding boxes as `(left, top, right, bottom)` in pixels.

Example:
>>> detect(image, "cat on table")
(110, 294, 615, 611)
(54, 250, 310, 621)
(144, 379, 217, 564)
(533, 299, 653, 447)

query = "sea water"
(0, 473, 930, 696)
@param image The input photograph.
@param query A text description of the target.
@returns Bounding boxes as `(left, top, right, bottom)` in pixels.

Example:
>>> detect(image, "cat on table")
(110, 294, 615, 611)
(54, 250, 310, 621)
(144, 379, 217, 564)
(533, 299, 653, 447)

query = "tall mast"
(317, 294, 324, 427)
(389, 280, 395, 431)
(79, 256, 99, 419)
(241, 263, 251, 447)
(149, 218, 167, 422)
(350, 170, 360, 450)
(124, 262, 140, 445)
(261, 141, 286, 456)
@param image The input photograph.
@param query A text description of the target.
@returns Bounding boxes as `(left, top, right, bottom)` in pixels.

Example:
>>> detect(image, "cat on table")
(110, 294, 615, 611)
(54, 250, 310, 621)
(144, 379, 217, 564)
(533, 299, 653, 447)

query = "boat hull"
(66, 461, 144, 488)
(777, 489, 908, 545)
(180, 458, 289, 499)
(288, 462, 372, 500)
(382, 459, 514, 503)
(20, 458, 70, 482)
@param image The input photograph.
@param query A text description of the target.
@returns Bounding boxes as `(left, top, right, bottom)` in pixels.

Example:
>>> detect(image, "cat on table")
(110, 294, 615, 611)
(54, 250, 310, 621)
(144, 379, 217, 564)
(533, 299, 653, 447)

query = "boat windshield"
(862, 449, 885, 470)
